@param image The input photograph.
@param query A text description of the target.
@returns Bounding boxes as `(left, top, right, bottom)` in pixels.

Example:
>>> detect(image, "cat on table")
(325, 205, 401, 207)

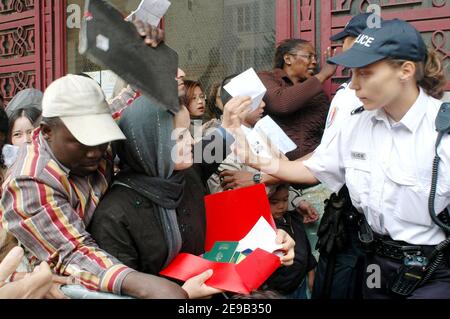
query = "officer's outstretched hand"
(275, 229, 295, 266)
(233, 128, 283, 175)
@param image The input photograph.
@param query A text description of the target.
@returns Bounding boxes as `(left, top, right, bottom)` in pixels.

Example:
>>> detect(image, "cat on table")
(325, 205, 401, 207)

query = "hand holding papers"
(236, 217, 283, 255)
(241, 116, 297, 159)
(79, 0, 179, 113)
(126, 0, 171, 27)
(202, 217, 283, 265)
(223, 68, 267, 111)
(255, 116, 297, 154)
(160, 185, 282, 294)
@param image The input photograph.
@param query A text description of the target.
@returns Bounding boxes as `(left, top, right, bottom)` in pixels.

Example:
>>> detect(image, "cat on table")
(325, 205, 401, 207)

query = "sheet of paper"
(236, 217, 283, 254)
(85, 70, 119, 99)
(223, 68, 267, 111)
(241, 125, 272, 159)
(254, 116, 297, 154)
(2, 144, 19, 168)
(126, 0, 171, 27)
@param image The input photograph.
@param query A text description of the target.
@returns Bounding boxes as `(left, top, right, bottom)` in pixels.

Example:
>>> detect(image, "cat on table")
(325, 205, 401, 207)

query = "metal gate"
(276, 0, 450, 96)
(0, 0, 66, 104)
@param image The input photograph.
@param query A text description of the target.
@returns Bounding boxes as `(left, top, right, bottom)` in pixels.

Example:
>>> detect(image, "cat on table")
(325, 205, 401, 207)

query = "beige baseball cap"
(42, 74, 126, 146)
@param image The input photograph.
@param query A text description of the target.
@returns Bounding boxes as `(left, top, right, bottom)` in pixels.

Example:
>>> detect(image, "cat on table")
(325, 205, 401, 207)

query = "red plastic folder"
(160, 184, 281, 294)
(204, 183, 276, 251)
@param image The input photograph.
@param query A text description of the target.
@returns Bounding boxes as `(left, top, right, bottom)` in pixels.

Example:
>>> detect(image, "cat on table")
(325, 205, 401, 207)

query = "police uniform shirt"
(320, 82, 362, 148)
(304, 88, 450, 245)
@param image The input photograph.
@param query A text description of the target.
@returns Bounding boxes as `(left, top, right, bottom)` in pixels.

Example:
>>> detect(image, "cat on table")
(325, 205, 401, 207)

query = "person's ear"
(399, 61, 416, 83)
(40, 123, 53, 142)
(284, 54, 293, 66)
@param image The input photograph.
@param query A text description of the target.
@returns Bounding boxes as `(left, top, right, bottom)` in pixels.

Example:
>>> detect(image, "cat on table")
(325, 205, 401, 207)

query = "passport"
(231, 249, 253, 264)
(203, 241, 239, 263)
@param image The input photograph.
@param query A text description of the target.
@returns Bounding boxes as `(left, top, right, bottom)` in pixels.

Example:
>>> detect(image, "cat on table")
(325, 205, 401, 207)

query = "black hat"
(330, 13, 382, 41)
(328, 19, 427, 68)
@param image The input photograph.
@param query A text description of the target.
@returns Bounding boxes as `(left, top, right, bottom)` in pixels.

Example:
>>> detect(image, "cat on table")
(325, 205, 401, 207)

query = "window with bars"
(165, 0, 275, 97)
(237, 5, 251, 33)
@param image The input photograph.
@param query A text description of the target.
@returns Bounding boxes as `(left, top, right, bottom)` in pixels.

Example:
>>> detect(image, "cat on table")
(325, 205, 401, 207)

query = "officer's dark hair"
(8, 107, 42, 144)
(219, 73, 240, 107)
(274, 38, 311, 69)
(386, 47, 447, 99)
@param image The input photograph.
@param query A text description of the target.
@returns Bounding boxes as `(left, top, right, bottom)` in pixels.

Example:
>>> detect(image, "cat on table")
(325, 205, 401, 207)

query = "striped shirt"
(0, 131, 135, 294)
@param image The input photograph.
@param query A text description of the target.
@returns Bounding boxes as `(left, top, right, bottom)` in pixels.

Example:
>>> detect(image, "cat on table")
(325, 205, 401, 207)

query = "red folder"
(160, 184, 281, 294)
(204, 183, 276, 251)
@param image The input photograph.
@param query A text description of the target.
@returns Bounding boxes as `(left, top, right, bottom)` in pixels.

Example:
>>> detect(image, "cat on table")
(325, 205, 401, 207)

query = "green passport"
(203, 241, 239, 263)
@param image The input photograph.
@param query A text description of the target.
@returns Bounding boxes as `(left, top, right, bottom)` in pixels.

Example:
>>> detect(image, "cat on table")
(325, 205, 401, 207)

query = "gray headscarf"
(114, 96, 185, 268)
(6, 89, 43, 118)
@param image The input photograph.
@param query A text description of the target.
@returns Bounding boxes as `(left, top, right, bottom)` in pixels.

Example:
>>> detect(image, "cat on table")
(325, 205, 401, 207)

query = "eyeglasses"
(291, 53, 317, 61)
(191, 95, 206, 102)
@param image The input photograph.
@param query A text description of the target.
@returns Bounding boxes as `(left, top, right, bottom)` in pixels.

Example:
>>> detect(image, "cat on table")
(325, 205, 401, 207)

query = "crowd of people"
(0, 11, 449, 300)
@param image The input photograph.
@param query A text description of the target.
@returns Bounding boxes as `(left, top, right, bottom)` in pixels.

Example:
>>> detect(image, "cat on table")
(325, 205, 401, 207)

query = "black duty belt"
(369, 233, 437, 261)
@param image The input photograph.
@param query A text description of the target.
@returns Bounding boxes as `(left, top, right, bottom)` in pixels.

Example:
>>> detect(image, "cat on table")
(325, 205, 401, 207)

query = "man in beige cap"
(0, 74, 220, 299)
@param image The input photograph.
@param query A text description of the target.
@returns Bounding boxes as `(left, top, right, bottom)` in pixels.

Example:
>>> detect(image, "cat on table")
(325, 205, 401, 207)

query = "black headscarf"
(114, 96, 185, 267)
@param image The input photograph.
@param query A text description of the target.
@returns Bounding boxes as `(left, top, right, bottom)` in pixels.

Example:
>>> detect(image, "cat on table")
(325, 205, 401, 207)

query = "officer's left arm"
(237, 147, 320, 186)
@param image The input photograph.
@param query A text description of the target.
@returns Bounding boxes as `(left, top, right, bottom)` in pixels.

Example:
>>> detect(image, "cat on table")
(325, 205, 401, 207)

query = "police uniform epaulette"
(336, 80, 351, 93)
(351, 106, 365, 115)
(335, 84, 347, 93)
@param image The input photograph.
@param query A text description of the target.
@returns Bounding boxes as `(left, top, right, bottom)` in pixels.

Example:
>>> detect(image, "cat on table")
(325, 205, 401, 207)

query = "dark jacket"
(88, 130, 231, 275)
(263, 211, 317, 294)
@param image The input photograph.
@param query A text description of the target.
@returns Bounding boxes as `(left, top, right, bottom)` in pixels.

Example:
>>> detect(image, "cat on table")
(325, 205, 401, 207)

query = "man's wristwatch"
(253, 173, 262, 184)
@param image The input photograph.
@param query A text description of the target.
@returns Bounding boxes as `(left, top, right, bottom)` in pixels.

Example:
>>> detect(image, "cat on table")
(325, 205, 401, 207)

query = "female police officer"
(238, 19, 450, 299)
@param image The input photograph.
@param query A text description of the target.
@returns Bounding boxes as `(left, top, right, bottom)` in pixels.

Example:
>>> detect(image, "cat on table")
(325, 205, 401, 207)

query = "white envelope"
(223, 68, 267, 111)
(126, 0, 171, 27)
(241, 116, 297, 158)
(241, 125, 272, 159)
(236, 217, 283, 254)
(254, 116, 297, 155)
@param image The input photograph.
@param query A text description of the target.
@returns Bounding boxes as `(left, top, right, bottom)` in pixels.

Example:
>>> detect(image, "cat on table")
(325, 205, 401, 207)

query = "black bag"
(79, 0, 180, 113)
(316, 187, 354, 255)
(312, 186, 366, 299)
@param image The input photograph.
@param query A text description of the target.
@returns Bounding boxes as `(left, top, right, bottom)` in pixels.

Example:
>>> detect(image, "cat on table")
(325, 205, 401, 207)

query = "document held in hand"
(223, 68, 267, 111)
(79, 0, 179, 113)
(242, 115, 297, 158)
(126, 0, 171, 27)
(160, 184, 282, 294)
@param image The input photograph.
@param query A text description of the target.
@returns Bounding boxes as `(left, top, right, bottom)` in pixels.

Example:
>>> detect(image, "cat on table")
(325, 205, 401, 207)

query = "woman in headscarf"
(5, 88, 42, 118)
(89, 95, 295, 275)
